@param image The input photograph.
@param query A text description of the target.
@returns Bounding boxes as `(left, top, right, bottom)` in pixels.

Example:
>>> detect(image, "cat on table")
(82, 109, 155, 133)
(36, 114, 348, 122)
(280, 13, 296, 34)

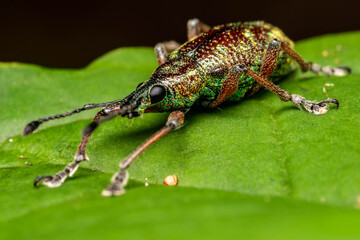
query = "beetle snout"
(117, 104, 136, 119)
(118, 98, 147, 119)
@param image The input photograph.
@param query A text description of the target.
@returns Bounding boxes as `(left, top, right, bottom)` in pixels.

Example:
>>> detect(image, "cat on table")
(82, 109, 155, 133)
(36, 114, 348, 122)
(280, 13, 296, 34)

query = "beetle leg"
(154, 18, 211, 65)
(187, 18, 211, 40)
(154, 41, 180, 65)
(101, 111, 185, 196)
(245, 38, 350, 98)
(239, 39, 343, 115)
(34, 103, 124, 188)
(210, 65, 244, 108)
(280, 41, 351, 76)
(244, 68, 338, 115)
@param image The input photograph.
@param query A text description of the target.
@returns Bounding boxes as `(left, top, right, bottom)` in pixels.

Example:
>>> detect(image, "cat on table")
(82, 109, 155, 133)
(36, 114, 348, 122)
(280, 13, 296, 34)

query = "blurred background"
(1, 0, 359, 68)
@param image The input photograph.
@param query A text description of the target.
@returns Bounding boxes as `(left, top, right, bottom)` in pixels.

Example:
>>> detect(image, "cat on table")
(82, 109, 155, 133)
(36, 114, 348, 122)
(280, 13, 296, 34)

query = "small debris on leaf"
(9, 138, 13, 143)
(163, 175, 178, 186)
(24, 162, 32, 166)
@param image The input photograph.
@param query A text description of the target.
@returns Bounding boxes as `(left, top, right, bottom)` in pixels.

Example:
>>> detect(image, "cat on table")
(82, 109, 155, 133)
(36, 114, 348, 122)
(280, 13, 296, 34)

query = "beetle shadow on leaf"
(185, 87, 272, 119)
(127, 179, 146, 189)
(274, 105, 301, 115)
(93, 114, 169, 154)
(296, 75, 323, 83)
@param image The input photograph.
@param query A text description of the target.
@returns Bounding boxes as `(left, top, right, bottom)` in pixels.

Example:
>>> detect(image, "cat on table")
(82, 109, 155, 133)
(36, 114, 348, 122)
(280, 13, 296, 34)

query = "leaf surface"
(1, 32, 360, 240)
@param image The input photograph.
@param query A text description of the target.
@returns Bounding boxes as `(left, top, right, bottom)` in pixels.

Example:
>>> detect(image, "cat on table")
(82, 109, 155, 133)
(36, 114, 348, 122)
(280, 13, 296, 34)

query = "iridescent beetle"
(23, 19, 350, 196)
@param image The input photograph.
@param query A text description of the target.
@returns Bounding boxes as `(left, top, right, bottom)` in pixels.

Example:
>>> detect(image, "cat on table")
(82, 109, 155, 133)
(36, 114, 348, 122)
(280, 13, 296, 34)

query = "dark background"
(1, 0, 359, 68)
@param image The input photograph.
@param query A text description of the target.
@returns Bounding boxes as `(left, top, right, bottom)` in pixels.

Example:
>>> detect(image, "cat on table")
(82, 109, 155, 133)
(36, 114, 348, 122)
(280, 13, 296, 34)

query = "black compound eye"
(150, 85, 166, 103)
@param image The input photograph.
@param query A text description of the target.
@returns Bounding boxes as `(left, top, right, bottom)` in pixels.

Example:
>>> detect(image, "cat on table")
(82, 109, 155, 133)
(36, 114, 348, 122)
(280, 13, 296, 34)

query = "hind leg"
(242, 39, 350, 114)
(245, 39, 351, 98)
(279, 40, 351, 77)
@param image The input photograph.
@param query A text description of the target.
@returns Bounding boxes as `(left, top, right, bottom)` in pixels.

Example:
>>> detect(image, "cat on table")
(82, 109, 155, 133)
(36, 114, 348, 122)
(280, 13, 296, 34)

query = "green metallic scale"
(23, 19, 350, 196)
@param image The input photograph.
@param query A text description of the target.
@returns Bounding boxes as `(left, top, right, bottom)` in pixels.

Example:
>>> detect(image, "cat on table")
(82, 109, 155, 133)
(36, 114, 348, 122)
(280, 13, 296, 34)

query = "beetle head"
(116, 57, 204, 118)
(113, 79, 170, 119)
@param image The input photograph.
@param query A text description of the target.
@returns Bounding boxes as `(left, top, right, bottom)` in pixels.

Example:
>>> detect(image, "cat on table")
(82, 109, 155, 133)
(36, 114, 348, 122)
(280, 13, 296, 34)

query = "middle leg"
(154, 41, 180, 65)
(102, 110, 185, 196)
(187, 18, 211, 40)
(154, 19, 212, 65)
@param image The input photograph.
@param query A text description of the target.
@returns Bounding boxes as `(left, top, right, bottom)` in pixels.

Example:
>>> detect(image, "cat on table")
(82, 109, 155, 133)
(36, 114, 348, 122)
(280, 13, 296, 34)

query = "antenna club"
(23, 121, 40, 136)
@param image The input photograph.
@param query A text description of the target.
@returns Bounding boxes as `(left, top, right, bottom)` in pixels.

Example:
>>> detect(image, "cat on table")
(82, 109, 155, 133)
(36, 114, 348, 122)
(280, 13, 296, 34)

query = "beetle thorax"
(156, 58, 204, 98)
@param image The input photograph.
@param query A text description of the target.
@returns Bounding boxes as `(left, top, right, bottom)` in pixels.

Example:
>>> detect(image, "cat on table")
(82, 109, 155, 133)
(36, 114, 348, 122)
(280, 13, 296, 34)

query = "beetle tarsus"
(291, 95, 339, 115)
(102, 169, 129, 197)
(317, 98, 339, 109)
(34, 175, 53, 187)
(337, 66, 352, 74)
(311, 64, 351, 77)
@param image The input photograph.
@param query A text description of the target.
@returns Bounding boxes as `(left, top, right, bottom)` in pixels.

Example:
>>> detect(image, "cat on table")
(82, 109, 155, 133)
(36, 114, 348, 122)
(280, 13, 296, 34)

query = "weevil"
(23, 19, 350, 196)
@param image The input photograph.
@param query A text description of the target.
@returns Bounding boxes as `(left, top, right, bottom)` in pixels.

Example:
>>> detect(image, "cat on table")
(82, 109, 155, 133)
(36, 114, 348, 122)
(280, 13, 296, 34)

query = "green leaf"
(1, 32, 360, 240)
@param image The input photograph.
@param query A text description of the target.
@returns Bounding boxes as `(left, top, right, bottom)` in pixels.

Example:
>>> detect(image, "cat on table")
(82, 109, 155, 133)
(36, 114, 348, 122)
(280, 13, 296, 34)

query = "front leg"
(34, 104, 123, 188)
(102, 111, 185, 196)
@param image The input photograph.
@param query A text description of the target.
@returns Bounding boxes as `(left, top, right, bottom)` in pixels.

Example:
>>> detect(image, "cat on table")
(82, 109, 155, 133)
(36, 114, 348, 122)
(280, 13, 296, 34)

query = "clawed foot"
(101, 183, 126, 196)
(34, 162, 79, 188)
(101, 169, 129, 197)
(34, 173, 66, 188)
(311, 64, 351, 77)
(291, 94, 339, 115)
